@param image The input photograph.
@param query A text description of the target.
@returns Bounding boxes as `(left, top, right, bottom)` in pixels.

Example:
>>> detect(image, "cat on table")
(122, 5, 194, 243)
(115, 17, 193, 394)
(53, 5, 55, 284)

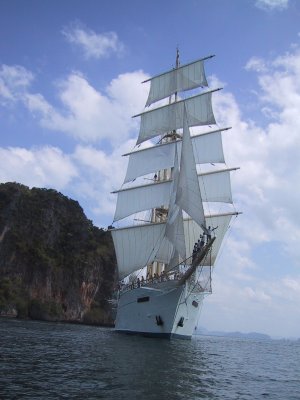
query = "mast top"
(176, 47, 180, 69)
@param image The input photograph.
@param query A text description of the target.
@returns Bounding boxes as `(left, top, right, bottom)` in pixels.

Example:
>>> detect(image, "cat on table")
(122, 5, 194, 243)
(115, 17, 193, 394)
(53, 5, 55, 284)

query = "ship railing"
(176, 237, 215, 286)
(116, 238, 215, 294)
(117, 274, 211, 294)
(117, 272, 185, 293)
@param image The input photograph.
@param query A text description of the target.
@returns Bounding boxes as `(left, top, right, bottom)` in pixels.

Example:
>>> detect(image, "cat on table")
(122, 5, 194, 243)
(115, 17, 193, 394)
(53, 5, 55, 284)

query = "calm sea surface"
(0, 318, 299, 400)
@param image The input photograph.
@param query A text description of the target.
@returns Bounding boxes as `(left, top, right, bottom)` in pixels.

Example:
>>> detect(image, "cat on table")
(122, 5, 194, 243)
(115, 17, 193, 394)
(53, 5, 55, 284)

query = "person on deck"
(192, 244, 196, 262)
(201, 225, 218, 243)
(207, 226, 218, 241)
(200, 234, 205, 248)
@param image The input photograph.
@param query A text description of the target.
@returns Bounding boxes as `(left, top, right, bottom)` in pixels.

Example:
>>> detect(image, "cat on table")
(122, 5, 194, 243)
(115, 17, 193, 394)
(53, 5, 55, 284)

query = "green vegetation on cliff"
(0, 182, 116, 325)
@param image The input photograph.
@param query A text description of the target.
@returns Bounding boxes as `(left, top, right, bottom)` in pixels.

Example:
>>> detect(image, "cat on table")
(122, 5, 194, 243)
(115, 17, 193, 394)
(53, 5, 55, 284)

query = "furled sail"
(123, 128, 227, 183)
(145, 57, 212, 106)
(135, 91, 218, 145)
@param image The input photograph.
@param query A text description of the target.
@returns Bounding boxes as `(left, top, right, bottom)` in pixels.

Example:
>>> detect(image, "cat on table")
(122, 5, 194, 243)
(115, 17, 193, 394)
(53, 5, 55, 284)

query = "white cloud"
(62, 24, 124, 59)
(201, 47, 300, 337)
(72, 141, 134, 217)
(0, 65, 34, 104)
(0, 65, 149, 145)
(213, 49, 300, 263)
(0, 62, 149, 223)
(25, 92, 55, 116)
(0, 146, 77, 190)
(245, 57, 267, 72)
(43, 70, 148, 144)
(0, 142, 129, 224)
(202, 270, 300, 336)
(255, 0, 289, 11)
(0, 139, 138, 225)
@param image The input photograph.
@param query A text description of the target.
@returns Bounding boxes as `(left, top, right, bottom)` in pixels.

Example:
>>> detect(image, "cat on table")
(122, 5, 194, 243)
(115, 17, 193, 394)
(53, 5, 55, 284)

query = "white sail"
(124, 142, 175, 183)
(115, 167, 235, 221)
(198, 168, 238, 204)
(136, 91, 217, 145)
(176, 106, 205, 228)
(165, 146, 186, 259)
(166, 249, 180, 272)
(111, 223, 166, 279)
(113, 180, 172, 222)
(123, 128, 226, 183)
(155, 236, 174, 263)
(145, 58, 209, 106)
(184, 212, 237, 265)
(192, 129, 226, 164)
(114, 167, 234, 221)
(112, 211, 237, 278)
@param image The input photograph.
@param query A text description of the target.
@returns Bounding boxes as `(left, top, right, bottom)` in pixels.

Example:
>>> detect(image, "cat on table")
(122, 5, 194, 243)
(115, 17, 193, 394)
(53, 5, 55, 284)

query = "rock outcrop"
(0, 182, 116, 325)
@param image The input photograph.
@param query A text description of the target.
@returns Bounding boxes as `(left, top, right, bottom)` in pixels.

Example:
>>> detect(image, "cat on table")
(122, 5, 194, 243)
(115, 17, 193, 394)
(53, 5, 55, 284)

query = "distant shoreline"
(195, 332, 271, 340)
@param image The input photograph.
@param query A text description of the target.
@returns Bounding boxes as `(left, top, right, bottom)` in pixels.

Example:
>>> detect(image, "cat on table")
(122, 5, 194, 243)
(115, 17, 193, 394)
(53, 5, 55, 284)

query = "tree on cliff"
(0, 182, 116, 325)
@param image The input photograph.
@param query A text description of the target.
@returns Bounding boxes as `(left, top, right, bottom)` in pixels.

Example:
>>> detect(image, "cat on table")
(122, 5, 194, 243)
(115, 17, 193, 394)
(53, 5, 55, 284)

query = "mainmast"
(149, 49, 181, 277)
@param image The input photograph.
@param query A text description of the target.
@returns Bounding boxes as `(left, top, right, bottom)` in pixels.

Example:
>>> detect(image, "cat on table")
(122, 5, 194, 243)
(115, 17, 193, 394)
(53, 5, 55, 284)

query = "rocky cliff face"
(0, 182, 116, 325)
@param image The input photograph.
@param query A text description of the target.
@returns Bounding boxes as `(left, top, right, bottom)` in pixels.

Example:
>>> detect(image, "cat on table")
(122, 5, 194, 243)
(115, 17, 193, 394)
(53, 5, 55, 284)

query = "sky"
(1, 0, 300, 338)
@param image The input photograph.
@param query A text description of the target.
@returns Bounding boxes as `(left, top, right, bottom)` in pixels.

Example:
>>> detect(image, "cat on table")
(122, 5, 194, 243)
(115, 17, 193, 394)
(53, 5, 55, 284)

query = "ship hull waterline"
(114, 281, 205, 339)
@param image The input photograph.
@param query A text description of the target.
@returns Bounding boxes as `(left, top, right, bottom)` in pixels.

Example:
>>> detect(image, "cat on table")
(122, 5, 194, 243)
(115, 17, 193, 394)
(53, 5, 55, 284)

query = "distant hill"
(196, 327, 271, 340)
(0, 182, 116, 325)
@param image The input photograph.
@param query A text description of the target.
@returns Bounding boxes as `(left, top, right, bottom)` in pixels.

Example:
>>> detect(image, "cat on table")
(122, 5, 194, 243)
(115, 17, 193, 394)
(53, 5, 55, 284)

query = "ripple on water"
(0, 319, 300, 400)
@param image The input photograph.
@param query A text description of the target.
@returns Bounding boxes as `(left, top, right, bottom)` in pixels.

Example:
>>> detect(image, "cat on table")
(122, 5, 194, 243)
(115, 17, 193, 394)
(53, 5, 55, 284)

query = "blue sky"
(1, 0, 300, 338)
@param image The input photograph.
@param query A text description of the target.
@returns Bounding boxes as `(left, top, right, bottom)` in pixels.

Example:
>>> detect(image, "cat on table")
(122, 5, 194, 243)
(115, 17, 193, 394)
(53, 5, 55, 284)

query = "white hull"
(114, 281, 204, 339)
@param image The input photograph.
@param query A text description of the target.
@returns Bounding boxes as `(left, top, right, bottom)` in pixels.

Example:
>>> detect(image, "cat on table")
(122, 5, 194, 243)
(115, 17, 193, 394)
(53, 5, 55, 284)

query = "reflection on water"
(0, 319, 299, 399)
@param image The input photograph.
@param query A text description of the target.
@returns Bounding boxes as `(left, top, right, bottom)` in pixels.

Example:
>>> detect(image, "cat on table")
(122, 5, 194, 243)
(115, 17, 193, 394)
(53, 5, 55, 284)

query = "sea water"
(0, 318, 299, 399)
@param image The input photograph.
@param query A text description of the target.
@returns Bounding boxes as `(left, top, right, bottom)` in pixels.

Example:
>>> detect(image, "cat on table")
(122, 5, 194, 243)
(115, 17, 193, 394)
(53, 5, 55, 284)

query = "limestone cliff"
(0, 182, 116, 325)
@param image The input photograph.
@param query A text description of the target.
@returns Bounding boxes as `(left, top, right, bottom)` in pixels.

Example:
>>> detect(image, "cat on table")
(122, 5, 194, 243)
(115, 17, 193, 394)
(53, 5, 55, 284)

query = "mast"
(150, 49, 181, 276)
(175, 47, 180, 103)
(111, 51, 238, 282)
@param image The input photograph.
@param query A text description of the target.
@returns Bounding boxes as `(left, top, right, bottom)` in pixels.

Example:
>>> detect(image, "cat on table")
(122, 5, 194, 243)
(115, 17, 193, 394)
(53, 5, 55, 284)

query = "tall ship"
(110, 51, 239, 339)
